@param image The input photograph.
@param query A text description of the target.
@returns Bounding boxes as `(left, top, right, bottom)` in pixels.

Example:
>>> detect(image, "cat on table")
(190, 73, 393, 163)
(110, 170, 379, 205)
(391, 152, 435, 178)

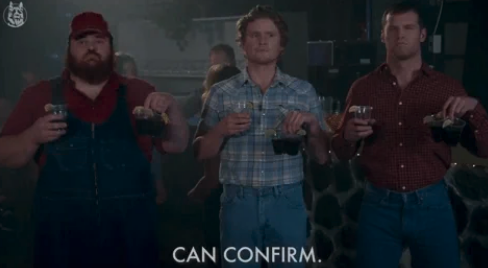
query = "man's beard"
(67, 51, 114, 85)
(392, 45, 419, 61)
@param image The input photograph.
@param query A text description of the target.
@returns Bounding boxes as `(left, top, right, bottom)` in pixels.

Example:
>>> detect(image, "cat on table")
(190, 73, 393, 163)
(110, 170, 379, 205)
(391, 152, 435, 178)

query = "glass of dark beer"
(48, 104, 68, 122)
(233, 101, 252, 134)
(428, 116, 466, 146)
(271, 132, 304, 156)
(133, 108, 167, 137)
(46, 104, 68, 132)
(354, 106, 373, 120)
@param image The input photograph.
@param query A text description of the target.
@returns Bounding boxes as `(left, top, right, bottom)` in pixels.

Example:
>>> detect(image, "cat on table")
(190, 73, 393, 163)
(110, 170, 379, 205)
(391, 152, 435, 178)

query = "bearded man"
(0, 12, 188, 268)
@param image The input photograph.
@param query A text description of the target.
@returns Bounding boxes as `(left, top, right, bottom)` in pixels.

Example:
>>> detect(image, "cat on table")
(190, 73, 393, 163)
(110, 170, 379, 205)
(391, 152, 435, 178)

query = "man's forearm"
(162, 104, 189, 153)
(0, 131, 39, 168)
(305, 130, 329, 164)
(461, 104, 488, 157)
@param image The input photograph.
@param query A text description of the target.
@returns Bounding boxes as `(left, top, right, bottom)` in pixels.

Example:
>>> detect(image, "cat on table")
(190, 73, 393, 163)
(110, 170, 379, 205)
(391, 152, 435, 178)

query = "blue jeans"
(220, 182, 307, 268)
(356, 180, 460, 268)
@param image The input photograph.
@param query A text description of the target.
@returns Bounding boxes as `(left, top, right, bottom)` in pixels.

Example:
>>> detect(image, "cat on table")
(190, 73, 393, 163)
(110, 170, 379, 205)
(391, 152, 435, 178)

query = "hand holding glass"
(47, 104, 68, 132)
(354, 106, 373, 120)
(427, 115, 466, 146)
(133, 108, 167, 137)
(234, 101, 251, 114)
(49, 104, 68, 123)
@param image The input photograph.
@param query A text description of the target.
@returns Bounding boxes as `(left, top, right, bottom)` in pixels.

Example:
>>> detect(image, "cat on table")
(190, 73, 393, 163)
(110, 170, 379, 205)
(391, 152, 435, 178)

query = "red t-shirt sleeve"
(0, 82, 50, 137)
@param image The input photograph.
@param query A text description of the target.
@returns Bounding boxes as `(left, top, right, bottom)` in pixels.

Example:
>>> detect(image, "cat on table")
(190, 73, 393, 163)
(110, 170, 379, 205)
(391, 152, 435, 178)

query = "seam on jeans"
(273, 186, 279, 197)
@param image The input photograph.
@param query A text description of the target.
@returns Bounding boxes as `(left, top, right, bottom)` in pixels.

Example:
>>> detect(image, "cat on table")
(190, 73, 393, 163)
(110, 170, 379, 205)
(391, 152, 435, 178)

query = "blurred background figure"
(4, 60, 44, 102)
(20, 59, 43, 89)
(209, 44, 236, 67)
(115, 51, 138, 78)
(319, 96, 343, 132)
(201, 64, 241, 104)
(21, 70, 38, 88)
(188, 64, 240, 268)
(115, 51, 167, 205)
(183, 44, 237, 119)
(0, 98, 12, 129)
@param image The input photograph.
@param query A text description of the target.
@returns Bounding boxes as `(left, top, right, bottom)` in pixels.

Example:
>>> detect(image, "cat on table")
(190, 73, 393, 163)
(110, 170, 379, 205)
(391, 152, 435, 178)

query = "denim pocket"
(419, 182, 451, 209)
(281, 185, 305, 209)
(99, 140, 131, 170)
(362, 185, 388, 205)
(220, 186, 240, 206)
(50, 137, 89, 172)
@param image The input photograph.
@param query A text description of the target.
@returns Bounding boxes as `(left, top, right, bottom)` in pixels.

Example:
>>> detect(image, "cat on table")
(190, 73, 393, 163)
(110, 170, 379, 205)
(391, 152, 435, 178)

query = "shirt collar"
(239, 67, 288, 87)
(376, 62, 434, 77)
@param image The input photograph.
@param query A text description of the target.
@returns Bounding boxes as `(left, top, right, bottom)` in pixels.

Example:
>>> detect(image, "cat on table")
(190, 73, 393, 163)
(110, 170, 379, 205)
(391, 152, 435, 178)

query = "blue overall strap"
(49, 76, 64, 105)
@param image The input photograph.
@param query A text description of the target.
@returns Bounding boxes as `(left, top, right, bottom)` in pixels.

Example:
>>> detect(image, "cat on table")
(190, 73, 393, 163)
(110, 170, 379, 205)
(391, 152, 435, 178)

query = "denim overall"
(33, 78, 158, 268)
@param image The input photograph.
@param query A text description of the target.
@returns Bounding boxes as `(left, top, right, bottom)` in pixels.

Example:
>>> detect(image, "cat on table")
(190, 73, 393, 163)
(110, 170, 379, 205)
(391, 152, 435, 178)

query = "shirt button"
(475, 130, 479, 134)
(393, 82, 397, 86)
(262, 113, 265, 116)
(400, 164, 405, 168)
(402, 186, 406, 190)
(398, 122, 402, 126)
(399, 101, 403, 105)
(399, 142, 403, 147)
(470, 114, 474, 119)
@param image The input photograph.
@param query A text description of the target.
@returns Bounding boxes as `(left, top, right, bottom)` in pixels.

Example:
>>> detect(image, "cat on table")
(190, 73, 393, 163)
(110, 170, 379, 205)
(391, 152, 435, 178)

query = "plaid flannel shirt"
(200, 68, 326, 187)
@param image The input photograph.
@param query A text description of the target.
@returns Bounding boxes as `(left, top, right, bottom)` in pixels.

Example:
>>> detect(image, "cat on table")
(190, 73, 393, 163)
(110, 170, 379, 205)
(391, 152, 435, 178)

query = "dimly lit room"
(0, 0, 488, 267)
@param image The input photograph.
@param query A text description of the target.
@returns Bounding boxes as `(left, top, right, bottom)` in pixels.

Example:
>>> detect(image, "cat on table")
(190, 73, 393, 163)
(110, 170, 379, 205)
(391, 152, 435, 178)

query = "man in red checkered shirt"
(332, 1, 488, 268)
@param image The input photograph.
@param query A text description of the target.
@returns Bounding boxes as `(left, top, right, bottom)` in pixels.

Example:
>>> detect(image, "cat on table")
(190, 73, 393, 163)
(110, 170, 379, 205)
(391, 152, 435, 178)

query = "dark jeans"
(356, 180, 460, 268)
(33, 196, 158, 268)
(203, 185, 223, 268)
(220, 182, 307, 268)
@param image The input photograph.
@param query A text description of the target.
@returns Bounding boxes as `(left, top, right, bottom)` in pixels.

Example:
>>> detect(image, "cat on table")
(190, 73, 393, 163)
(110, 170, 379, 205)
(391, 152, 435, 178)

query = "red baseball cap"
(70, 12, 111, 38)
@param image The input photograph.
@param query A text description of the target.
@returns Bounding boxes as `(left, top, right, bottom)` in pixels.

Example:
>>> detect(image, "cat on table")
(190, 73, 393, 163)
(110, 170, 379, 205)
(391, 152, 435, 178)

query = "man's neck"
(70, 74, 109, 100)
(246, 62, 277, 93)
(386, 54, 423, 79)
